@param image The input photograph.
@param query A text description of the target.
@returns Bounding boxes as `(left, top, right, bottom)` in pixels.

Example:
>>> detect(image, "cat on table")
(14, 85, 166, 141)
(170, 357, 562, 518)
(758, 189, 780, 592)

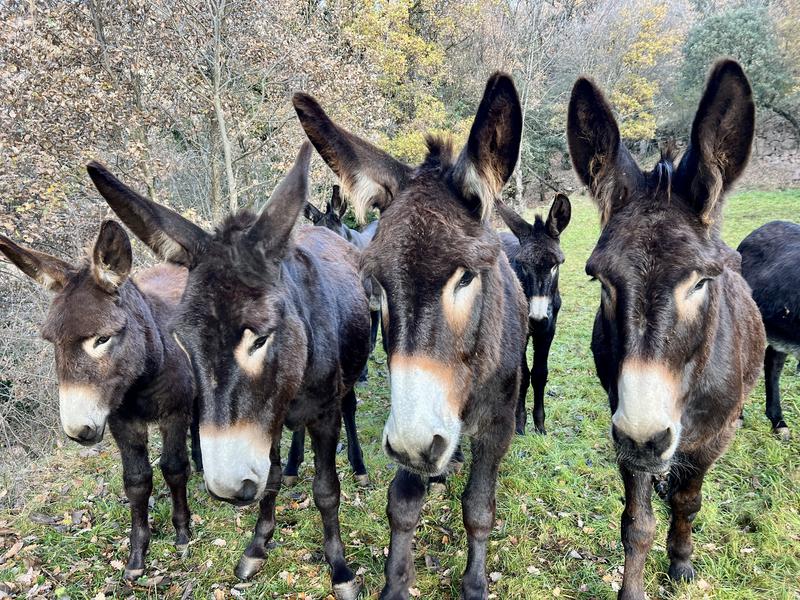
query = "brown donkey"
(294, 73, 528, 599)
(568, 60, 765, 599)
(0, 222, 200, 580)
(87, 144, 369, 599)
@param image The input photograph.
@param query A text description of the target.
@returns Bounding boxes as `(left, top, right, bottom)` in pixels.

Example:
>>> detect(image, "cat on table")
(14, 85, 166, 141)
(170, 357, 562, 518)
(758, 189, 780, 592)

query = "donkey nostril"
(427, 434, 448, 465)
(236, 479, 258, 502)
(648, 427, 674, 456)
(76, 425, 97, 442)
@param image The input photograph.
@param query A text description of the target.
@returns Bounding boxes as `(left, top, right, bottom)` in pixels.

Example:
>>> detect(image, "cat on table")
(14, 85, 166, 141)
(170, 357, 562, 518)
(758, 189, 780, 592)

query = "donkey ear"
(495, 199, 533, 241)
(567, 79, 640, 222)
(546, 193, 571, 238)
(86, 162, 210, 267)
(0, 234, 72, 292)
(452, 72, 522, 221)
(331, 185, 347, 219)
(248, 143, 312, 254)
(675, 60, 755, 225)
(293, 92, 412, 223)
(303, 201, 323, 224)
(91, 220, 132, 292)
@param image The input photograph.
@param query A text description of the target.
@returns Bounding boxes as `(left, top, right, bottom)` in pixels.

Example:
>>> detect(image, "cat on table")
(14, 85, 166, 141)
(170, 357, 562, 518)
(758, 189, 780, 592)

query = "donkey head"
(294, 73, 522, 475)
(0, 221, 150, 445)
(497, 194, 570, 321)
(87, 144, 313, 504)
(303, 185, 349, 238)
(568, 60, 754, 473)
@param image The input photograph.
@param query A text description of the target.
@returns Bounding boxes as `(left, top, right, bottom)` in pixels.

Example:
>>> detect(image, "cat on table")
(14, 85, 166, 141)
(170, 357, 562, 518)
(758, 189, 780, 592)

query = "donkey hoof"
(176, 543, 190, 559)
(333, 578, 361, 600)
(235, 555, 265, 580)
(534, 426, 547, 435)
(282, 474, 298, 487)
(123, 567, 144, 581)
(668, 560, 695, 582)
(355, 473, 370, 487)
(734, 417, 744, 429)
(774, 426, 791, 441)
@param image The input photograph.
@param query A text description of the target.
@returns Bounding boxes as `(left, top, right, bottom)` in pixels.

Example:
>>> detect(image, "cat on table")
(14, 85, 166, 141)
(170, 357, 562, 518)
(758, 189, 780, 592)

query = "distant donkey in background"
(294, 72, 528, 600)
(568, 59, 765, 599)
(0, 222, 201, 581)
(87, 144, 370, 599)
(496, 194, 571, 434)
(738, 220, 800, 440)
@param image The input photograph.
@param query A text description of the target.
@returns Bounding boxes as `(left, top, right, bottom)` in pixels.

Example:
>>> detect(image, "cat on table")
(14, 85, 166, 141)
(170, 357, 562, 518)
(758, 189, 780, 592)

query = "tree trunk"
(211, 0, 238, 213)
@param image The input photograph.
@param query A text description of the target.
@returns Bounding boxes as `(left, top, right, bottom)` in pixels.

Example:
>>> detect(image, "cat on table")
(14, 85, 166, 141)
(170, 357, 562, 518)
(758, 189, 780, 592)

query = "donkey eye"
(250, 335, 270, 354)
(94, 336, 111, 347)
(692, 278, 711, 293)
(457, 270, 475, 289)
(550, 265, 559, 276)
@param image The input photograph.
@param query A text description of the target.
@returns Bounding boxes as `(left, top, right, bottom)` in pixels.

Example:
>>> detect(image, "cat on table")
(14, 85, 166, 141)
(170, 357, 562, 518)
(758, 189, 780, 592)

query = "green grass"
(1, 189, 799, 599)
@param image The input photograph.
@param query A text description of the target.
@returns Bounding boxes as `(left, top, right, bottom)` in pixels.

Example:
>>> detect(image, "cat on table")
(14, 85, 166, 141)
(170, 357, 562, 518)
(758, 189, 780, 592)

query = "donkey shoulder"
(133, 263, 188, 308)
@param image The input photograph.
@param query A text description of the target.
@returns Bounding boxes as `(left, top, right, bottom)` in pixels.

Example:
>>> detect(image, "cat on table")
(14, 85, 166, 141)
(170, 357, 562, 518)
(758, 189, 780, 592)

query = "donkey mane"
(214, 210, 259, 243)
(419, 135, 456, 173)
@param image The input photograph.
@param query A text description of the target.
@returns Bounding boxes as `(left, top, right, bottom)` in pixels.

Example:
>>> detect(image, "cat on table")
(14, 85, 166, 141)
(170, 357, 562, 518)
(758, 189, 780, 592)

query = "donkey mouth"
(615, 450, 671, 475)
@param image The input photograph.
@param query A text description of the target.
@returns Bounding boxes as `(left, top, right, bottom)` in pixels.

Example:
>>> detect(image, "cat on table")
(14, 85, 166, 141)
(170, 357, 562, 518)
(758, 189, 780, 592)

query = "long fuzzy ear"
(91, 220, 132, 293)
(452, 72, 522, 221)
(675, 60, 755, 225)
(0, 234, 73, 292)
(495, 200, 533, 241)
(567, 78, 641, 224)
(86, 162, 210, 267)
(545, 193, 571, 238)
(293, 93, 412, 223)
(247, 142, 312, 255)
(303, 201, 324, 224)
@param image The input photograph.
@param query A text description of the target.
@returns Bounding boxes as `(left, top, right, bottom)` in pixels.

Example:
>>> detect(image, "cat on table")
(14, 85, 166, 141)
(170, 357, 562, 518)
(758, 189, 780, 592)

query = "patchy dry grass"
(1, 189, 799, 599)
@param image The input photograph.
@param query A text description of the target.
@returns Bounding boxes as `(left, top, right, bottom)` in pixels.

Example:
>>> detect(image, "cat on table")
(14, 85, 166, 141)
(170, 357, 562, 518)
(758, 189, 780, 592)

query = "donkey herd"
(1, 59, 798, 599)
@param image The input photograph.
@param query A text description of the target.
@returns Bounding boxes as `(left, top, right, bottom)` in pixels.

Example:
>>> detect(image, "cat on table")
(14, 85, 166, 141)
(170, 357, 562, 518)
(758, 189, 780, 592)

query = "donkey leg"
(109, 416, 153, 580)
(308, 413, 359, 600)
(342, 389, 369, 485)
(618, 465, 656, 600)
(515, 350, 530, 435)
(666, 470, 705, 582)
(283, 428, 305, 486)
(236, 442, 282, 580)
(461, 432, 511, 600)
(381, 469, 427, 600)
(531, 330, 553, 434)
(159, 413, 192, 554)
(370, 309, 380, 353)
(190, 395, 203, 472)
(765, 345, 789, 439)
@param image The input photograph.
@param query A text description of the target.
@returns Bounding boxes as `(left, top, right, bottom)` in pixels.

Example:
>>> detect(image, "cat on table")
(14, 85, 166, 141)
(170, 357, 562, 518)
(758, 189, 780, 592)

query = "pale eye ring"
(94, 335, 111, 348)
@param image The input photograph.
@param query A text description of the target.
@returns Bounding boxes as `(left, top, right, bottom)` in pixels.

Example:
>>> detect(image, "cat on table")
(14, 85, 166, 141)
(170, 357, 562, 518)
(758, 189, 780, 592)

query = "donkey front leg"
(236, 441, 283, 580)
(283, 428, 305, 486)
(342, 389, 369, 485)
(461, 432, 511, 600)
(666, 470, 705, 582)
(308, 413, 359, 600)
(515, 349, 530, 435)
(531, 329, 554, 434)
(764, 345, 790, 439)
(381, 469, 427, 600)
(618, 466, 656, 600)
(190, 394, 203, 472)
(159, 413, 192, 554)
(109, 415, 152, 580)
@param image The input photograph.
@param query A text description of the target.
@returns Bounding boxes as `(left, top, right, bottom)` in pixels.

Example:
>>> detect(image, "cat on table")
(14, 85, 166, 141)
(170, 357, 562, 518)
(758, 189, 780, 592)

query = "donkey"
(496, 194, 571, 434)
(294, 72, 528, 600)
(567, 59, 765, 599)
(0, 222, 200, 580)
(304, 184, 380, 249)
(738, 220, 800, 440)
(86, 143, 369, 599)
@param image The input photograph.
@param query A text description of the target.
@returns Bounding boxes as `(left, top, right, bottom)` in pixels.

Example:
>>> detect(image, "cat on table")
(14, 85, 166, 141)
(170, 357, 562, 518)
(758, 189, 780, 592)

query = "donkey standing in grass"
(567, 59, 765, 600)
(496, 194, 571, 434)
(0, 222, 200, 580)
(294, 72, 528, 600)
(87, 144, 369, 600)
(738, 220, 800, 440)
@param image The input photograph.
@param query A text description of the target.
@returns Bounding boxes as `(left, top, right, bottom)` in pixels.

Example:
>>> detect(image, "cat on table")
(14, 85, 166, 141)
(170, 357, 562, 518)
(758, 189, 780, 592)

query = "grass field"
(1, 189, 799, 599)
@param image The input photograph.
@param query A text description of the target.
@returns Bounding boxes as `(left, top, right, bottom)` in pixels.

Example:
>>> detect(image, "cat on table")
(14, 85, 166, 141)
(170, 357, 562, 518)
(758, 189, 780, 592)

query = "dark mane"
(419, 135, 455, 173)
(214, 210, 259, 244)
(651, 140, 678, 195)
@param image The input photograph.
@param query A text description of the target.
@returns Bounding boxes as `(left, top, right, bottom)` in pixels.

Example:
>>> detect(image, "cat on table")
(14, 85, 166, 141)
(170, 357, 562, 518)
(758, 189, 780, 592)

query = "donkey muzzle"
(199, 422, 271, 505)
(59, 383, 109, 445)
